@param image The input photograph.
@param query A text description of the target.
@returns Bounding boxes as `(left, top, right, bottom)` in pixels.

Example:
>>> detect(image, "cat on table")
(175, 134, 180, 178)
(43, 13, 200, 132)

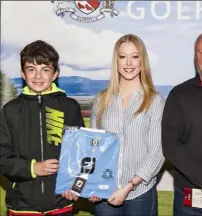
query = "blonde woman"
(89, 34, 165, 216)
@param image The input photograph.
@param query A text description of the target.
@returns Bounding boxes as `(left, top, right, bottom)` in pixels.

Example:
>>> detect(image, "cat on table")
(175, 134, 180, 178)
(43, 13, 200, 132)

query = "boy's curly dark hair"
(20, 40, 59, 72)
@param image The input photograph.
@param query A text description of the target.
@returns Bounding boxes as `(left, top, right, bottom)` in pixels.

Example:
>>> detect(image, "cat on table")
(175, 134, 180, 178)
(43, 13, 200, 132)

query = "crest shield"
(75, 1, 100, 15)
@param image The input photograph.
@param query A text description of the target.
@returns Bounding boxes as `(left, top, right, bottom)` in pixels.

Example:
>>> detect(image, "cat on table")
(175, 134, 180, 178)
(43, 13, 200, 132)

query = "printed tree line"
(0, 70, 18, 216)
(0, 70, 18, 108)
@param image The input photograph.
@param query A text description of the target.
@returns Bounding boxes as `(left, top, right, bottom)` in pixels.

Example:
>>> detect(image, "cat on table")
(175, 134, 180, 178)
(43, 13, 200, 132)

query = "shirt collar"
(115, 86, 144, 99)
(132, 86, 144, 96)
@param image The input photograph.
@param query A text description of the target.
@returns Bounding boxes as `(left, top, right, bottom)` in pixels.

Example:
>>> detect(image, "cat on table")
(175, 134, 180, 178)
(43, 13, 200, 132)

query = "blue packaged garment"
(55, 127, 120, 199)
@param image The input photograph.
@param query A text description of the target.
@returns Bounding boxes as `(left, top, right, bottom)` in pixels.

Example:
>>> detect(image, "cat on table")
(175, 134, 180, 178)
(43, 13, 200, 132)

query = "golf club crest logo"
(101, 169, 113, 179)
(51, 1, 119, 23)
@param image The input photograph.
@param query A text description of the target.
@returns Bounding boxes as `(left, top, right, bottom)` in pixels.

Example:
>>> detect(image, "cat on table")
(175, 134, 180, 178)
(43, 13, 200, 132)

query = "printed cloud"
(1, 1, 158, 79)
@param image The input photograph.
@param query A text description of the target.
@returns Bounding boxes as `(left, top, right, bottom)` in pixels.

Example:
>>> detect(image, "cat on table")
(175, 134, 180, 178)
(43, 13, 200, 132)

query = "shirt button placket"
(117, 98, 124, 189)
(118, 117, 124, 188)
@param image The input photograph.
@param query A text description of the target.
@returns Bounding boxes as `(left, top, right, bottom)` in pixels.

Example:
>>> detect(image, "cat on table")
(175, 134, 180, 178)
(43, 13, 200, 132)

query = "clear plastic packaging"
(55, 127, 120, 199)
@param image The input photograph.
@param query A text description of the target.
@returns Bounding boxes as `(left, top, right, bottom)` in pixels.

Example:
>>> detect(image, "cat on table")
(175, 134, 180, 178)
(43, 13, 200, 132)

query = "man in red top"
(162, 33, 202, 216)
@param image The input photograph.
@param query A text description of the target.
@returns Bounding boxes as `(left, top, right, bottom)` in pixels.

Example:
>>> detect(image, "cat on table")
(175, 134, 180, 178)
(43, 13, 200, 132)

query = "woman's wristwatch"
(128, 180, 137, 191)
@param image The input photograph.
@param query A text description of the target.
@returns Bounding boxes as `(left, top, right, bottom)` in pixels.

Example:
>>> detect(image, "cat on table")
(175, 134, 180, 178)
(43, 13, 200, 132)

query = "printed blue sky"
(1, 1, 201, 85)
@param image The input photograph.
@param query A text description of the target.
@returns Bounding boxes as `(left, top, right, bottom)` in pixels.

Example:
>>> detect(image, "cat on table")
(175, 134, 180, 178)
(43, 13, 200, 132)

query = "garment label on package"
(184, 188, 202, 208)
(71, 177, 87, 196)
(71, 174, 88, 196)
(99, 185, 109, 190)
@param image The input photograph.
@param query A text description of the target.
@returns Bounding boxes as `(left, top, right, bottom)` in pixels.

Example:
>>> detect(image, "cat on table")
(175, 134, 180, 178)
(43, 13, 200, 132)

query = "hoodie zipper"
(37, 94, 44, 194)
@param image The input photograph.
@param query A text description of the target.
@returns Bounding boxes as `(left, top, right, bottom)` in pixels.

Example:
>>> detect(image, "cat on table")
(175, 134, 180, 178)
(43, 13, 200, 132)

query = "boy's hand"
(34, 159, 59, 176)
(62, 190, 79, 201)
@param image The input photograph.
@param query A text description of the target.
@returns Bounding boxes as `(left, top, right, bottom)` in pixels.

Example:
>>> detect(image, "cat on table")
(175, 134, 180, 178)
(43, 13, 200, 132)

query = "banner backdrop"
(0, 0, 202, 214)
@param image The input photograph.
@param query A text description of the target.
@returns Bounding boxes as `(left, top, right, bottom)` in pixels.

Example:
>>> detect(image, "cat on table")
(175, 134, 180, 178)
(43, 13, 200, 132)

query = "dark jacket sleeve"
(0, 106, 34, 182)
(161, 88, 202, 186)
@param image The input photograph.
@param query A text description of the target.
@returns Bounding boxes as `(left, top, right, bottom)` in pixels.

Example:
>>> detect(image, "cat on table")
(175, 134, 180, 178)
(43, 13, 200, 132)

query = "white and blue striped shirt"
(90, 87, 165, 200)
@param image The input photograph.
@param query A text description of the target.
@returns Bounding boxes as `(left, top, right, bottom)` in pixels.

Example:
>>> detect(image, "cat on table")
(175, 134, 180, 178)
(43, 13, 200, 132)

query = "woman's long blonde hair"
(96, 34, 156, 127)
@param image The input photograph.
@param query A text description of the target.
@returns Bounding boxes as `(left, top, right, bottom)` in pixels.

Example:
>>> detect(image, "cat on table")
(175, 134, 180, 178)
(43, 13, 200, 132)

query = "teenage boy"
(0, 40, 84, 215)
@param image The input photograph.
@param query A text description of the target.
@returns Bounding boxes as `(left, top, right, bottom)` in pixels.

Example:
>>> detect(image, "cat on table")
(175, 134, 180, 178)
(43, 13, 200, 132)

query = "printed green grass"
(84, 117, 90, 128)
(158, 191, 173, 216)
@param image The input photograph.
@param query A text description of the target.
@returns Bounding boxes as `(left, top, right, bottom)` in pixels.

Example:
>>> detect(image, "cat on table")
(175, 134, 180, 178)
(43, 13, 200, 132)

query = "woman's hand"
(62, 190, 79, 201)
(108, 183, 133, 206)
